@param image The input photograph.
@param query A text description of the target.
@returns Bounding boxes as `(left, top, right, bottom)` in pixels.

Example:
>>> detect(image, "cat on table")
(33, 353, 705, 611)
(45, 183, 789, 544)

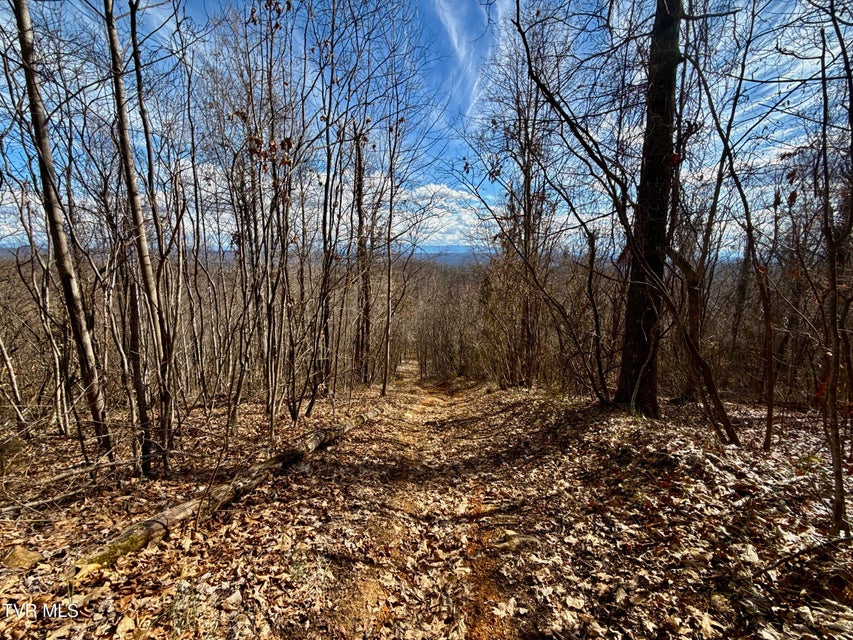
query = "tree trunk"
(104, 0, 174, 465)
(0, 334, 27, 435)
(127, 0, 177, 455)
(819, 22, 850, 535)
(614, 0, 683, 417)
(128, 282, 153, 477)
(13, 0, 112, 456)
(381, 161, 395, 396)
(353, 127, 371, 385)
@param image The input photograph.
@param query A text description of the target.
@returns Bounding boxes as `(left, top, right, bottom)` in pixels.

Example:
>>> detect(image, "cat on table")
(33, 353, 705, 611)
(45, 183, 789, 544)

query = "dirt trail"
(322, 361, 522, 639)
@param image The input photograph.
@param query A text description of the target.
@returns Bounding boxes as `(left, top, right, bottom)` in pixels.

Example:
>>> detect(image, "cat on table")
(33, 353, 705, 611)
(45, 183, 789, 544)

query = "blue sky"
(174, 0, 506, 247)
(2, 0, 843, 249)
(0, 0, 507, 248)
(424, 0, 503, 121)
(181, 0, 505, 129)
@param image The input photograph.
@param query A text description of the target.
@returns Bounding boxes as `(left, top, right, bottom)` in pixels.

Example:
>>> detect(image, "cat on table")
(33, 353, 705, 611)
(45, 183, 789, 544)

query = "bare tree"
(12, 0, 112, 457)
(103, 0, 176, 469)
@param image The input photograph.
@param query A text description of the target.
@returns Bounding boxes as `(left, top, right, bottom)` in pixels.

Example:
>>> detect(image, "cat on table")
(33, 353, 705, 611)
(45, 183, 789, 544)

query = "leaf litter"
(1, 365, 852, 638)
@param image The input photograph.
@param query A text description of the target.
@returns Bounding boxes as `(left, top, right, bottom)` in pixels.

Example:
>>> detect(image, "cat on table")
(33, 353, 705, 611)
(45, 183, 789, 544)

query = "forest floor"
(2, 362, 853, 639)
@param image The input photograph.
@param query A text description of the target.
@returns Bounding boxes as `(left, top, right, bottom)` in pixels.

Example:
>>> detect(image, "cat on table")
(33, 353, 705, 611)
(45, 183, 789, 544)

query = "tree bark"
(0, 334, 27, 435)
(614, 0, 683, 417)
(381, 155, 395, 396)
(13, 0, 112, 456)
(128, 282, 153, 477)
(354, 126, 372, 385)
(104, 0, 174, 464)
(818, 18, 850, 535)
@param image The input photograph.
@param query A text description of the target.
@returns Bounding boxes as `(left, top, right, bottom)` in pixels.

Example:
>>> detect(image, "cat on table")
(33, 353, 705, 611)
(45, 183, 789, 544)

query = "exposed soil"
(2, 363, 853, 638)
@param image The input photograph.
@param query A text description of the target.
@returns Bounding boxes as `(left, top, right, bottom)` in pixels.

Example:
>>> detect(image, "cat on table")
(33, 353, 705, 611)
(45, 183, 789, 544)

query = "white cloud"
(433, 0, 472, 63)
(400, 181, 486, 245)
(407, 182, 479, 203)
(432, 0, 494, 118)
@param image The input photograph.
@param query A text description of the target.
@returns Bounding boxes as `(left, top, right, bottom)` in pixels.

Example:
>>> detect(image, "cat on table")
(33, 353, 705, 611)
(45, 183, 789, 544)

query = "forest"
(1, 0, 853, 637)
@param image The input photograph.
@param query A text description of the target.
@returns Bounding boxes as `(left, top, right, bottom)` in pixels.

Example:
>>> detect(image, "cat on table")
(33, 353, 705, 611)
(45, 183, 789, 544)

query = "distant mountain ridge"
(415, 244, 478, 265)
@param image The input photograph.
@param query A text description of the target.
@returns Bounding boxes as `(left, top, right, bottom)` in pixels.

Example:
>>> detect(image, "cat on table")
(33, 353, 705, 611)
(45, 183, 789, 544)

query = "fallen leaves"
(2, 545, 43, 570)
(2, 369, 852, 638)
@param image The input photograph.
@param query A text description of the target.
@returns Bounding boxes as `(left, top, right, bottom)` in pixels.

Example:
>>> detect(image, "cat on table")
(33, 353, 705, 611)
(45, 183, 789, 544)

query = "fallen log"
(74, 408, 380, 572)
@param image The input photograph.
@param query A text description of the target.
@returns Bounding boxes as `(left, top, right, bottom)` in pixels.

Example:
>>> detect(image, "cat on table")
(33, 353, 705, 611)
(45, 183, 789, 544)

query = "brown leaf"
(2, 545, 44, 570)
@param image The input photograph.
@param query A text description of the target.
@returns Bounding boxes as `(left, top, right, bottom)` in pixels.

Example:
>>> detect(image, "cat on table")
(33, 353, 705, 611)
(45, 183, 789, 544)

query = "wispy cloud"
(433, 0, 473, 63)
(431, 0, 492, 118)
